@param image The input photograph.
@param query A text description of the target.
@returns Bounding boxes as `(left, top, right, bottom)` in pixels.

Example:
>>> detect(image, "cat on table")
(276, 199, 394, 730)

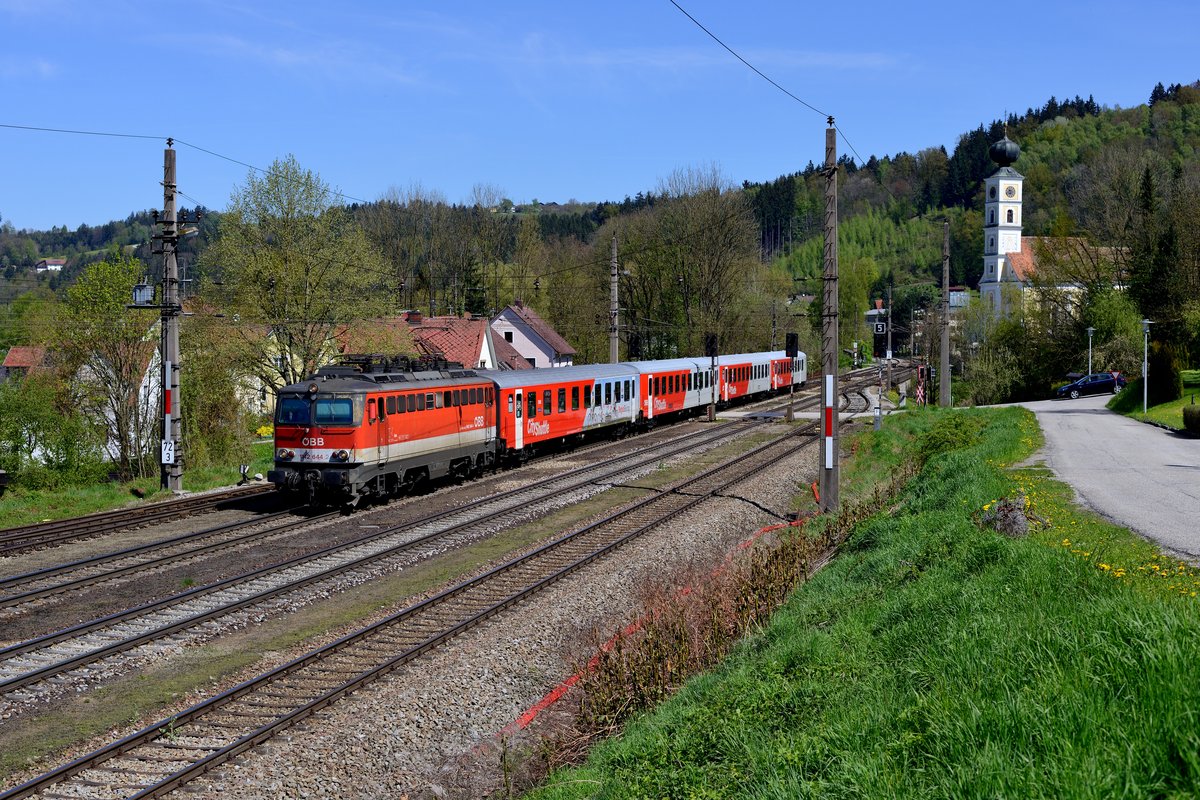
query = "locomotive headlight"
(276, 448, 295, 460)
(331, 450, 350, 462)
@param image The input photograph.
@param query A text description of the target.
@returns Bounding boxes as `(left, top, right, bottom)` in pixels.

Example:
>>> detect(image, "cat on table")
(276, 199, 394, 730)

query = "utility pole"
(609, 234, 619, 363)
(940, 221, 951, 408)
(158, 141, 183, 492)
(820, 119, 840, 514)
(885, 283, 893, 392)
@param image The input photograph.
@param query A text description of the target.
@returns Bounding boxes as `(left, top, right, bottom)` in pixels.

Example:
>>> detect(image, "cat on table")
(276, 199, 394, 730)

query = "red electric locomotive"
(269, 355, 496, 505)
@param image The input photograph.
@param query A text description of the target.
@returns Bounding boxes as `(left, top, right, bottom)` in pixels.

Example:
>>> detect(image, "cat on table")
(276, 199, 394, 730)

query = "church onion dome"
(989, 136, 1020, 167)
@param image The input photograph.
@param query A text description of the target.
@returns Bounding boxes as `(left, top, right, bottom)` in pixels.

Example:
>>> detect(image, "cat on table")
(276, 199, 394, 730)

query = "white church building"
(978, 134, 1027, 314)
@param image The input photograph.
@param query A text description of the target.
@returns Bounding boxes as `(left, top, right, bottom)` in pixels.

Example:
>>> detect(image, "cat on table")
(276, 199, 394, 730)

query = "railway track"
(0, 485, 277, 557)
(0, 415, 779, 704)
(0, 418, 823, 800)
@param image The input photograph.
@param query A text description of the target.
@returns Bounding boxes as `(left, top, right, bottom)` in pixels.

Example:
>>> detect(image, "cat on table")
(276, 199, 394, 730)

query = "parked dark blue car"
(1055, 372, 1126, 399)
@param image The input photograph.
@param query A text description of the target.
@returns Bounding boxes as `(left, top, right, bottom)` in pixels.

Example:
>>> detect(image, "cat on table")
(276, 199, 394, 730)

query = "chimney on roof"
(406, 311, 423, 325)
(875, 298, 884, 310)
(513, 299, 524, 309)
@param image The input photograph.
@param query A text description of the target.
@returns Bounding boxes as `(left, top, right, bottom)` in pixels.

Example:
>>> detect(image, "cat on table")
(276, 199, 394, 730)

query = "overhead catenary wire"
(665, 0, 898, 204)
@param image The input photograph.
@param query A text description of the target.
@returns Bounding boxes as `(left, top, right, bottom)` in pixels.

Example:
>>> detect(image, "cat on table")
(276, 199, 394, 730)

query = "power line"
(0, 122, 163, 141)
(664, 0, 896, 205)
(0, 122, 374, 208)
(666, 0, 827, 118)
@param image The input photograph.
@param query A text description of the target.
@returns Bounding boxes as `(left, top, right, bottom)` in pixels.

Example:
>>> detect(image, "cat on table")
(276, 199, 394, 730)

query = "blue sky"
(2, 0, 1197, 231)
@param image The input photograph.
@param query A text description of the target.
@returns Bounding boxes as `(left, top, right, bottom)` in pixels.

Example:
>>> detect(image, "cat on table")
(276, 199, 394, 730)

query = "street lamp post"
(1086, 326, 1095, 374)
(1142, 319, 1153, 415)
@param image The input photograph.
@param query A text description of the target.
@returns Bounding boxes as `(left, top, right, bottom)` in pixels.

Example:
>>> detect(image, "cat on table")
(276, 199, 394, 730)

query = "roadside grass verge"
(0, 442, 274, 529)
(1108, 369, 1200, 431)
(525, 407, 1200, 799)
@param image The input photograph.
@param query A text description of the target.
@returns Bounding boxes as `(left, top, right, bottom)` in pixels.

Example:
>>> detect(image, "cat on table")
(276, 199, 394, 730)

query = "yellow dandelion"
(1099, 563, 1111, 571)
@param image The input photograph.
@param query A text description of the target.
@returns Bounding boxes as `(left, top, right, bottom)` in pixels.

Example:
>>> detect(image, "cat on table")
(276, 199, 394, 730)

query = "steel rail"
(0, 485, 275, 555)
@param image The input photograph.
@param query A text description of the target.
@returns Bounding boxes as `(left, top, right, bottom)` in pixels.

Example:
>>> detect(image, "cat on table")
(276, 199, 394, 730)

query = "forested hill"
(744, 82, 1200, 290)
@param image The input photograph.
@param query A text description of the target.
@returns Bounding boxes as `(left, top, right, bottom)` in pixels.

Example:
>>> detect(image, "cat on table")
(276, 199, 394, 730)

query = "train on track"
(268, 349, 807, 506)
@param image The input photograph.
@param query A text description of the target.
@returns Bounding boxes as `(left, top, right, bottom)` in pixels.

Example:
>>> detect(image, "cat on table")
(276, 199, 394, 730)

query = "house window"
(504, 331, 513, 342)
(989, 210, 995, 225)
(1007, 209, 1014, 224)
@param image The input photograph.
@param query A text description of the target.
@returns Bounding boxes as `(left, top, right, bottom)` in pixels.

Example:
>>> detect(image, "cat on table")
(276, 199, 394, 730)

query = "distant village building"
(35, 258, 65, 273)
(491, 300, 576, 368)
(1, 346, 46, 381)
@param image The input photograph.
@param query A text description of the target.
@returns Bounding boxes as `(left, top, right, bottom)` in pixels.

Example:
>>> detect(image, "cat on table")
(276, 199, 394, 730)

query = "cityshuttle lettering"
(527, 420, 551, 436)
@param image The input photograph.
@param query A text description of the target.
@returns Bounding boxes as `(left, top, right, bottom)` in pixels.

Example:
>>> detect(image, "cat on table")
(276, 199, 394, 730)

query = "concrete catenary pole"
(160, 141, 183, 492)
(609, 234, 619, 364)
(940, 220, 951, 408)
(820, 119, 840, 513)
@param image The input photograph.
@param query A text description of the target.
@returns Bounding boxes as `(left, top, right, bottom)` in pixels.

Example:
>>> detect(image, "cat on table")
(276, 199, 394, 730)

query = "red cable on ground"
(811, 481, 820, 504)
(499, 515, 809, 736)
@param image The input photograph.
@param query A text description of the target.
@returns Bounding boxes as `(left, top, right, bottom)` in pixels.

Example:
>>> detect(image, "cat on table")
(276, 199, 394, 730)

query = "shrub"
(1184, 403, 1200, 435)
(916, 413, 985, 465)
(1147, 341, 1184, 406)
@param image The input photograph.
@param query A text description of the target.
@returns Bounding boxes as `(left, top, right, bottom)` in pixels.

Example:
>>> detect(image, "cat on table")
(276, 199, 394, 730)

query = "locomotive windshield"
(314, 394, 358, 425)
(275, 393, 362, 426)
(276, 396, 310, 426)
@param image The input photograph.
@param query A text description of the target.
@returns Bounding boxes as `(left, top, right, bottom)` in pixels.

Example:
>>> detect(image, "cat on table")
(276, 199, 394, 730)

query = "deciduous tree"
(54, 249, 158, 478)
(202, 155, 390, 392)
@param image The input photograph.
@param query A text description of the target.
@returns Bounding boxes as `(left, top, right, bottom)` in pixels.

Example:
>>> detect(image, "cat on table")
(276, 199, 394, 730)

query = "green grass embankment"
(527, 407, 1200, 799)
(1108, 369, 1200, 431)
(0, 442, 275, 528)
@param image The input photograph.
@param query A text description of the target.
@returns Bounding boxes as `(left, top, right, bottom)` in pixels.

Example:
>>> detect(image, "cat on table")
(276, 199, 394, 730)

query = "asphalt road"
(1012, 394, 1200, 560)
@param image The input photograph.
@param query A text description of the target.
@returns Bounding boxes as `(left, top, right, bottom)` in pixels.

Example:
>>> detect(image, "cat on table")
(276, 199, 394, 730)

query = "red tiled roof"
(410, 316, 489, 368)
(506, 300, 576, 356)
(1005, 236, 1039, 283)
(3, 346, 46, 370)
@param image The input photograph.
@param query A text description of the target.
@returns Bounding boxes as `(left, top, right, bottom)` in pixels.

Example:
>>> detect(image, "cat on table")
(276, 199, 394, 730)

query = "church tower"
(978, 134, 1023, 313)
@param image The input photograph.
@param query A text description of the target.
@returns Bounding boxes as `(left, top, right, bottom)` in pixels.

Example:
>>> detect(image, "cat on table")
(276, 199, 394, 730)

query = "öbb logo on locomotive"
(268, 349, 807, 506)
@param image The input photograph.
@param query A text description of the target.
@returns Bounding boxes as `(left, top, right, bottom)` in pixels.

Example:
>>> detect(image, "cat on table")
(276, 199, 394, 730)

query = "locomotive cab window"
(277, 396, 310, 426)
(313, 394, 359, 426)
